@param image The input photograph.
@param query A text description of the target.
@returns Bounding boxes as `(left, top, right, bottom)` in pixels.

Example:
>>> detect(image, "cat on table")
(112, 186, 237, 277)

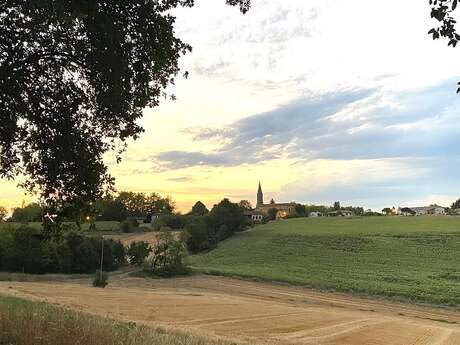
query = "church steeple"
(257, 182, 264, 207)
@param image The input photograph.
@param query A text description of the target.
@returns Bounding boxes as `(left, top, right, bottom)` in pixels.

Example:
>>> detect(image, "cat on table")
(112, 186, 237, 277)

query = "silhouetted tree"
(190, 201, 209, 216)
(0, 0, 251, 213)
(0, 206, 7, 221)
(333, 201, 341, 210)
(267, 208, 278, 221)
(238, 200, 253, 210)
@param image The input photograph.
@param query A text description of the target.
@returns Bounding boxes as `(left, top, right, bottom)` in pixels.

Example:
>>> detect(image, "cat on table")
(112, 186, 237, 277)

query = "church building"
(254, 182, 296, 219)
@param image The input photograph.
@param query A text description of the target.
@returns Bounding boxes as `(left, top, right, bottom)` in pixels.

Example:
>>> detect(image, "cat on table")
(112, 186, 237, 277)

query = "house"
(244, 211, 264, 223)
(397, 205, 447, 216)
(327, 210, 353, 217)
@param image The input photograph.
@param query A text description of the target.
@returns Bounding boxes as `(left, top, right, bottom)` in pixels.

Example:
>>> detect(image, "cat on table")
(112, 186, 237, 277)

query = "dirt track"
(1, 275, 460, 344)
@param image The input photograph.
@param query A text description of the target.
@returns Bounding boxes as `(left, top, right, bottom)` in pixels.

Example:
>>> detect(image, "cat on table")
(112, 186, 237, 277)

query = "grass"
(0, 294, 245, 345)
(190, 216, 460, 307)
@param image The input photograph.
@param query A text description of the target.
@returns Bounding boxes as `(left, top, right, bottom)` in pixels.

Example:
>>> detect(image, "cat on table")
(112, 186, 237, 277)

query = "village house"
(397, 205, 447, 216)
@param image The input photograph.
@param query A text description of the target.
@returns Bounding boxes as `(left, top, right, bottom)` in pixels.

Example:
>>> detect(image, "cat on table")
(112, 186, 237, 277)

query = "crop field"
(191, 216, 460, 306)
(0, 293, 240, 345)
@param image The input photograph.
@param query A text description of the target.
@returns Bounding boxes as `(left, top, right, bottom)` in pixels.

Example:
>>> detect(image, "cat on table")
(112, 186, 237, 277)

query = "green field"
(191, 216, 460, 306)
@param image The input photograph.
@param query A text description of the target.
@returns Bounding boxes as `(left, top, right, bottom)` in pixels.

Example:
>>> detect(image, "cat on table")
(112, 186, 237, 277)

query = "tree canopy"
(0, 0, 250, 212)
(429, 0, 460, 91)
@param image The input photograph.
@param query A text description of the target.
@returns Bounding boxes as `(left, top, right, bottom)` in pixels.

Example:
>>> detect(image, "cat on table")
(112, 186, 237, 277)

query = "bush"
(93, 270, 108, 288)
(127, 241, 152, 266)
(0, 226, 125, 274)
(184, 219, 214, 253)
(120, 219, 139, 233)
(145, 231, 189, 277)
(153, 214, 186, 231)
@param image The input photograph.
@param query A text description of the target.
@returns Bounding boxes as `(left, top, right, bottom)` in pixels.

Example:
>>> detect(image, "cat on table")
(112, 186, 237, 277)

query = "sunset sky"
(2, 0, 460, 213)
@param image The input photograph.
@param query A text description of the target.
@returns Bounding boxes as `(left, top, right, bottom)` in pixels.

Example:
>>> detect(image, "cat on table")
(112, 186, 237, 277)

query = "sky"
(2, 0, 460, 213)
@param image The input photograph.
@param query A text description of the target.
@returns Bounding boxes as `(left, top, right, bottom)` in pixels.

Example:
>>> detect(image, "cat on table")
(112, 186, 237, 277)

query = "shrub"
(217, 224, 232, 242)
(184, 219, 214, 253)
(93, 270, 108, 288)
(0, 226, 125, 274)
(145, 231, 189, 277)
(127, 241, 152, 266)
(120, 219, 139, 233)
(153, 214, 186, 231)
(208, 198, 247, 234)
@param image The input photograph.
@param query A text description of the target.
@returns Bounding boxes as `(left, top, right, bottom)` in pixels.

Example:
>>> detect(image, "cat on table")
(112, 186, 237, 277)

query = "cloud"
(153, 78, 460, 171)
(166, 176, 195, 183)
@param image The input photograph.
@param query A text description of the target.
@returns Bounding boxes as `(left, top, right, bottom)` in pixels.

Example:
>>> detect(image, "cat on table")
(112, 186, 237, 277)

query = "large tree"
(0, 0, 250, 212)
(429, 0, 460, 91)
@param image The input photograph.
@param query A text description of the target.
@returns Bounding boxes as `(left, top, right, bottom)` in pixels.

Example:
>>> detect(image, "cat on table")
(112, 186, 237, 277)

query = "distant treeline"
(0, 226, 125, 274)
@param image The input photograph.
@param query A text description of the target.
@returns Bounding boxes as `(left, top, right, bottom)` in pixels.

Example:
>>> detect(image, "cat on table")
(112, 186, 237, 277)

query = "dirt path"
(1, 275, 459, 345)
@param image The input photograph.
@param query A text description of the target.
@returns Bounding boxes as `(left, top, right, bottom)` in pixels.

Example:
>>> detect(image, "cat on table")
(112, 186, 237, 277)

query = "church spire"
(257, 182, 264, 207)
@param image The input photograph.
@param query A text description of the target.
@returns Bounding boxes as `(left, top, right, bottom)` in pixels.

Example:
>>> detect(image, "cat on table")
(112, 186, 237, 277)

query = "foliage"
(116, 192, 175, 221)
(451, 198, 460, 209)
(190, 201, 209, 216)
(294, 204, 306, 216)
(119, 219, 139, 233)
(382, 207, 393, 215)
(191, 216, 460, 306)
(267, 208, 278, 221)
(146, 231, 188, 277)
(93, 270, 108, 288)
(0, 295, 240, 345)
(127, 241, 152, 267)
(97, 199, 128, 222)
(400, 207, 416, 215)
(428, 0, 460, 91)
(0, 206, 7, 221)
(333, 201, 341, 210)
(0, 0, 250, 211)
(0, 226, 125, 274)
(208, 198, 247, 234)
(238, 200, 253, 210)
(184, 219, 215, 253)
(10, 203, 43, 223)
(153, 214, 186, 231)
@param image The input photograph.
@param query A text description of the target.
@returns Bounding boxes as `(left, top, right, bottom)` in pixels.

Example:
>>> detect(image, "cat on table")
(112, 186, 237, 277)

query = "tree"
(294, 204, 306, 216)
(184, 218, 214, 253)
(267, 208, 278, 221)
(98, 199, 128, 222)
(428, 0, 460, 91)
(10, 203, 43, 222)
(190, 201, 209, 216)
(451, 198, 460, 209)
(0, 0, 251, 212)
(238, 200, 253, 210)
(127, 241, 152, 267)
(0, 206, 7, 221)
(208, 199, 247, 235)
(333, 201, 341, 210)
(147, 230, 188, 277)
(382, 208, 393, 215)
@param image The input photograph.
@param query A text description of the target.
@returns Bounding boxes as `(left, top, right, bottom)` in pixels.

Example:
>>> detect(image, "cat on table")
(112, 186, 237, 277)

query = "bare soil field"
(1, 275, 459, 345)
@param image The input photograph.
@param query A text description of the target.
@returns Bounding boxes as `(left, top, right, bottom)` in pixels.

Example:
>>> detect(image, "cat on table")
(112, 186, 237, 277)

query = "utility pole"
(100, 235, 104, 273)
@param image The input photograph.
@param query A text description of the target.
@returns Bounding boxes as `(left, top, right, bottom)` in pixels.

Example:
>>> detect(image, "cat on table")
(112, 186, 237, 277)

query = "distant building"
(244, 211, 264, 223)
(254, 182, 296, 219)
(327, 210, 353, 217)
(308, 211, 322, 217)
(397, 205, 447, 216)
